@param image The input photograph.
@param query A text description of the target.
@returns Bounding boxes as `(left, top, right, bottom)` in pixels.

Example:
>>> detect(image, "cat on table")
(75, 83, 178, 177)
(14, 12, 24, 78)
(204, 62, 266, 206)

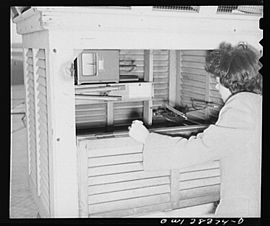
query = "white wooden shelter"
(12, 6, 262, 218)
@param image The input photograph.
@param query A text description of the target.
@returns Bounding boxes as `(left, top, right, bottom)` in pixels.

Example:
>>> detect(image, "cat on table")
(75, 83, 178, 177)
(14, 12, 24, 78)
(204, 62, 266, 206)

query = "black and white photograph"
(10, 5, 263, 220)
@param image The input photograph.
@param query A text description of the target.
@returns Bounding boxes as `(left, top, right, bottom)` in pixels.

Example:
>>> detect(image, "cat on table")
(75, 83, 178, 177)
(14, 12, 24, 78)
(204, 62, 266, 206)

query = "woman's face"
(215, 77, 232, 102)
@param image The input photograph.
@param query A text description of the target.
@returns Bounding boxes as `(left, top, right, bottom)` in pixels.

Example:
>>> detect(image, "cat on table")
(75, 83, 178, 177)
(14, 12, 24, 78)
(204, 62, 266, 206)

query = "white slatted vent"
(75, 103, 107, 128)
(35, 49, 50, 214)
(179, 50, 223, 123)
(153, 6, 200, 13)
(153, 50, 169, 107)
(178, 161, 221, 207)
(25, 48, 37, 188)
(84, 138, 221, 216)
(217, 5, 263, 16)
(87, 138, 171, 217)
(24, 48, 50, 215)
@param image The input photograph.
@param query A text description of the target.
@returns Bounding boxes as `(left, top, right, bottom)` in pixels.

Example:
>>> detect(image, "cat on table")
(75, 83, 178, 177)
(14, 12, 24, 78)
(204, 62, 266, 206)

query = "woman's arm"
(141, 99, 254, 171)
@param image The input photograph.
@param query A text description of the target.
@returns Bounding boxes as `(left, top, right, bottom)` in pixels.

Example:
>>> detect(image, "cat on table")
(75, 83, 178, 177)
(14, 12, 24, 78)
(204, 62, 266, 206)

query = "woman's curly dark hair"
(205, 42, 262, 95)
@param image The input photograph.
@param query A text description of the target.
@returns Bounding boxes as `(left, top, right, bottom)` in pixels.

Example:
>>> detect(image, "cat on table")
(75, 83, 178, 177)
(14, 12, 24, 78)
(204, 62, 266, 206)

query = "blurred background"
(11, 16, 23, 85)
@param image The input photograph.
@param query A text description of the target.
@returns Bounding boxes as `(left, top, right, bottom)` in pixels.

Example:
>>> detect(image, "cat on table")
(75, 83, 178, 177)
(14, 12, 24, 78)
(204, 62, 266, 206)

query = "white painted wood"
(106, 102, 114, 126)
(36, 59, 46, 68)
(182, 55, 206, 62)
(88, 162, 143, 177)
(88, 177, 170, 195)
(37, 76, 46, 86)
(180, 177, 221, 190)
(15, 7, 262, 50)
(182, 85, 206, 94)
(28, 175, 50, 217)
(86, 136, 142, 150)
(176, 50, 182, 106)
(199, 6, 218, 15)
(33, 48, 41, 196)
(15, 10, 43, 34)
(89, 193, 171, 214)
(88, 145, 142, 158)
(181, 67, 209, 76)
(180, 168, 220, 181)
(22, 48, 32, 176)
(180, 161, 220, 173)
(182, 80, 206, 89)
(179, 184, 220, 200)
(205, 71, 211, 119)
(91, 202, 171, 217)
(37, 68, 46, 77)
(170, 170, 180, 209)
(75, 82, 153, 102)
(37, 48, 51, 216)
(143, 50, 153, 125)
(178, 194, 220, 209)
(43, 47, 55, 217)
(89, 184, 170, 205)
(182, 74, 206, 83)
(144, 50, 154, 81)
(22, 30, 50, 49)
(77, 141, 89, 217)
(41, 31, 80, 217)
(88, 153, 142, 167)
(181, 92, 207, 102)
(26, 57, 33, 65)
(89, 170, 170, 186)
(169, 50, 177, 106)
(181, 61, 205, 69)
(37, 48, 46, 56)
(14, 6, 262, 218)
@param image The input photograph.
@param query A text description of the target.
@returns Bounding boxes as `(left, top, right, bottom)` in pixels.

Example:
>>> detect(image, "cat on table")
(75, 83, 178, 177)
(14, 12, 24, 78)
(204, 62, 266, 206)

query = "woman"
(129, 42, 262, 217)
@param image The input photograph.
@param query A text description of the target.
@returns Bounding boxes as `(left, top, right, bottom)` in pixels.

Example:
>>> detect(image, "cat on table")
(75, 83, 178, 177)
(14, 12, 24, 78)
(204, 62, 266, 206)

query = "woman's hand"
(128, 120, 149, 144)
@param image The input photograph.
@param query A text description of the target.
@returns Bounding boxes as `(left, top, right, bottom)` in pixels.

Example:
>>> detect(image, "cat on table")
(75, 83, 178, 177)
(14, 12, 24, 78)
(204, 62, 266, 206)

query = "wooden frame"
(32, 48, 41, 196)
(76, 128, 220, 217)
(169, 50, 177, 106)
(77, 141, 89, 217)
(22, 48, 31, 176)
(143, 50, 153, 125)
(14, 7, 262, 50)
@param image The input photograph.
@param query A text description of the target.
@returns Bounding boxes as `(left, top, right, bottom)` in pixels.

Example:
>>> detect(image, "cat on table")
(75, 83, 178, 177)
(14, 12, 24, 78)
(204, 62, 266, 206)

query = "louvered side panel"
(119, 50, 145, 79)
(178, 161, 221, 208)
(75, 103, 107, 128)
(36, 49, 50, 214)
(180, 50, 223, 122)
(23, 48, 31, 176)
(180, 50, 208, 120)
(153, 50, 169, 107)
(25, 48, 37, 188)
(113, 101, 144, 126)
(87, 137, 171, 217)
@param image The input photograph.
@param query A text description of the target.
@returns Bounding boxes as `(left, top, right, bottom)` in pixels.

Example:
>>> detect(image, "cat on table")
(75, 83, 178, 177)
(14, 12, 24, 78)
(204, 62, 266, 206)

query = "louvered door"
(78, 135, 221, 217)
(179, 50, 223, 122)
(81, 137, 172, 217)
(23, 47, 50, 215)
(35, 49, 50, 214)
(153, 50, 169, 107)
(178, 161, 221, 208)
(24, 48, 37, 189)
